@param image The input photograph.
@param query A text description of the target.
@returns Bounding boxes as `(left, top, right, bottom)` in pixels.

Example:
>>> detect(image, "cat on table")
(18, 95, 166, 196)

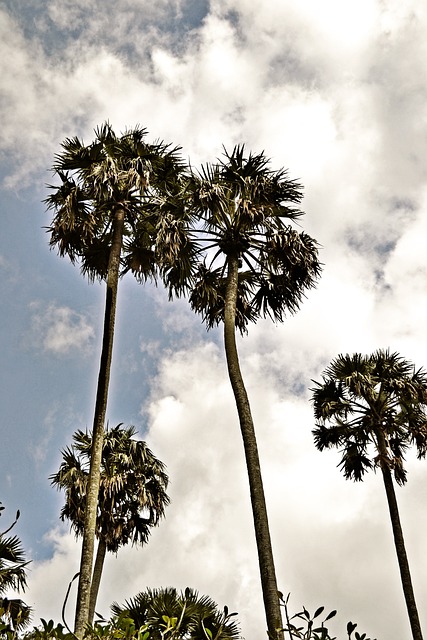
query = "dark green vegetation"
(111, 587, 241, 639)
(1, 595, 377, 640)
(0, 504, 31, 632)
(311, 349, 427, 640)
(280, 593, 377, 640)
(50, 425, 170, 623)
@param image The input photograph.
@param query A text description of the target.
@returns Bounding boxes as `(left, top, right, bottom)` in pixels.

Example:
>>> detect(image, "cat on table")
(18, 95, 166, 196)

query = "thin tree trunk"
(380, 468, 423, 640)
(74, 208, 125, 638)
(224, 253, 284, 640)
(88, 540, 107, 624)
(377, 434, 423, 640)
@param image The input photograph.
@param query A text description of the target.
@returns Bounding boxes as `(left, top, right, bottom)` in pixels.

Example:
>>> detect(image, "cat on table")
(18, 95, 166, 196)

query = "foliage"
(187, 145, 322, 333)
(111, 587, 241, 639)
(45, 122, 195, 293)
(311, 349, 427, 484)
(21, 619, 72, 640)
(280, 595, 376, 640)
(0, 504, 31, 633)
(22, 588, 240, 640)
(50, 424, 170, 553)
(51, 425, 170, 626)
(19, 598, 379, 640)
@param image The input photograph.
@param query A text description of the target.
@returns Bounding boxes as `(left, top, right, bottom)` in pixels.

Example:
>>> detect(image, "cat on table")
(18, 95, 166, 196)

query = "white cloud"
(26, 528, 80, 624)
(29, 301, 95, 355)
(27, 338, 427, 638)
(4, 1, 427, 638)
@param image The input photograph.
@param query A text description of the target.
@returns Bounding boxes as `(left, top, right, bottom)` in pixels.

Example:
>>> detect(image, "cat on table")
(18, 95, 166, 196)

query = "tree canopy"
(311, 349, 427, 484)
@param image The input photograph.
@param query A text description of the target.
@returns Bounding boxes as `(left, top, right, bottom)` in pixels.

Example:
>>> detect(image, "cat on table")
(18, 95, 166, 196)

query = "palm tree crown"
(45, 122, 195, 291)
(51, 424, 170, 553)
(111, 586, 241, 640)
(311, 349, 427, 484)
(188, 145, 321, 331)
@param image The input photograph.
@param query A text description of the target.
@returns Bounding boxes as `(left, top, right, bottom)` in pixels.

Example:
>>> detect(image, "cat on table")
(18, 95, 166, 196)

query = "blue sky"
(2, 1, 427, 638)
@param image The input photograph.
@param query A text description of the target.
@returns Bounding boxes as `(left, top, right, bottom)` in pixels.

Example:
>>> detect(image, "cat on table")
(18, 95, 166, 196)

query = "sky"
(1, 0, 427, 638)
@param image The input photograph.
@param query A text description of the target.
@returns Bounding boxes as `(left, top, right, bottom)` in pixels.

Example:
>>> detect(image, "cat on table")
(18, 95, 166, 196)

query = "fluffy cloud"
(25, 528, 81, 622)
(5, 1, 427, 638)
(29, 302, 95, 355)
(25, 338, 427, 638)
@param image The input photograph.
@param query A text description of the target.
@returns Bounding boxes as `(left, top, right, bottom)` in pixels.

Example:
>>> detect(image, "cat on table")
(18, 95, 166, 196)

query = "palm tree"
(51, 424, 170, 623)
(0, 503, 31, 631)
(311, 349, 427, 640)
(187, 146, 322, 640)
(45, 123, 192, 636)
(111, 586, 241, 639)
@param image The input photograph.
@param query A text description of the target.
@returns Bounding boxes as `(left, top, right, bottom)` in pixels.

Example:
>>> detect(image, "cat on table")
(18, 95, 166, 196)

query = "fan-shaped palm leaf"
(0, 504, 31, 631)
(111, 587, 241, 639)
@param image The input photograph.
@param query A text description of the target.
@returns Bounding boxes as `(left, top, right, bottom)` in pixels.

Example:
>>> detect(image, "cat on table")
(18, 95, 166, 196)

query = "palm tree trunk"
(224, 253, 284, 640)
(377, 435, 423, 640)
(88, 540, 107, 624)
(74, 208, 125, 638)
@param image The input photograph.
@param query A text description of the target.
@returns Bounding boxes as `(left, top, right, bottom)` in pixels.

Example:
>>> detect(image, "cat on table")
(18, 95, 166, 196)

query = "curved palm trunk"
(380, 467, 423, 640)
(88, 540, 107, 624)
(224, 254, 284, 640)
(74, 208, 125, 638)
(377, 434, 423, 640)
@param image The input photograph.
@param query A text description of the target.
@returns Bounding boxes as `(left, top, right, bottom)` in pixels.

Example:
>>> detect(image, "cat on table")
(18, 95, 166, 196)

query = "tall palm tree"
(111, 586, 241, 639)
(311, 349, 427, 640)
(45, 123, 193, 637)
(0, 504, 31, 631)
(187, 146, 322, 640)
(51, 425, 170, 624)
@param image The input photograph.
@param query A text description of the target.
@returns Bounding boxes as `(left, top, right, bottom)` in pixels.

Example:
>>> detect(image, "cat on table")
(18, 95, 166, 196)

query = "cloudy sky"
(1, 0, 427, 638)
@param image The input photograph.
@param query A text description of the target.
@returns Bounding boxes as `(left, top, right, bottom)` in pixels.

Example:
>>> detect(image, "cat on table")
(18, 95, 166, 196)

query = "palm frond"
(111, 587, 241, 640)
(51, 424, 169, 552)
(185, 145, 321, 333)
(311, 350, 427, 484)
(189, 264, 256, 333)
(0, 597, 32, 631)
(46, 123, 194, 286)
(338, 443, 373, 482)
(0, 535, 29, 595)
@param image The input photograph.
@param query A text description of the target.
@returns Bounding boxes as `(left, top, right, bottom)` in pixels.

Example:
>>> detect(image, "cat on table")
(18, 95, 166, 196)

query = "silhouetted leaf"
(347, 621, 357, 634)
(325, 610, 337, 621)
